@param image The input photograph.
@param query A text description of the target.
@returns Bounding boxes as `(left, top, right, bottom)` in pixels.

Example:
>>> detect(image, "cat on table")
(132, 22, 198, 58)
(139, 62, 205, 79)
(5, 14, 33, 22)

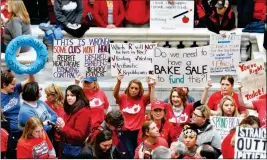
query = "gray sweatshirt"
(3, 17, 31, 52)
(178, 122, 222, 150)
(54, 0, 83, 26)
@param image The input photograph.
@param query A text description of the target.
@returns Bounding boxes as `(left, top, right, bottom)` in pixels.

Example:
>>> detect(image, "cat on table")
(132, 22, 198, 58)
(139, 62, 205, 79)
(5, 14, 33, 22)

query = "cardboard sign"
(234, 127, 267, 159)
(53, 38, 109, 79)
(210, 34, 241, 75)
(237, 59, 266, 103)
(110, 43, 156, 77)
(153, 46, 211, 87)
(150, 0, 194, 29)
(210, 116, 243, 140)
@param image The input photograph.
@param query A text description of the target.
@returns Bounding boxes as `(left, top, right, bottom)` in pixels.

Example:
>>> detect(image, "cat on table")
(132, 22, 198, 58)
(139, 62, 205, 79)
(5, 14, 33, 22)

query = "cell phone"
(47, 121, 55, 127)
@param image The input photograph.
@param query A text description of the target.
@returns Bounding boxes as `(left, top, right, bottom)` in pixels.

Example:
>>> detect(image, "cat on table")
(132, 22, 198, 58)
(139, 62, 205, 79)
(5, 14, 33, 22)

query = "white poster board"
(210, 34, 241, 75)
(150, 0, 194, 29)
(237, 59, 266, 103)
(210, 116, 243, 141)
(153, 46, 211, 87)
(234, 127, 267, 159)
(110, 43, 156, 77)
(53, 38, 109, 79)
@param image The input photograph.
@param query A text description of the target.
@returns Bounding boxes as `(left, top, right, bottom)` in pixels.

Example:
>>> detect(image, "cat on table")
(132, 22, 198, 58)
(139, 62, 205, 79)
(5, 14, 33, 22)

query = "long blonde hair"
(217, 96, 239, 117)
(45, 83, 64, 109)
(7, 0, 30, 24)
(20, 117, 44, 139)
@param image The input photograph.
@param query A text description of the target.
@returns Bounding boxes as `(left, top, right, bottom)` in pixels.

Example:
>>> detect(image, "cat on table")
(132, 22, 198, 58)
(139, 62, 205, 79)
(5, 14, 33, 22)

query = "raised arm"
(237, 81, 254, 109)
(113, 73, 124, 103)
(145, 75, 156, 103)
(200, 79, 212, 105)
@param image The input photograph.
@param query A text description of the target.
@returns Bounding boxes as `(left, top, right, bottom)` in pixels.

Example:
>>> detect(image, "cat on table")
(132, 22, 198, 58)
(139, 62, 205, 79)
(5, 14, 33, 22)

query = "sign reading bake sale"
(234, 127, 267, 159)
(110, 43, 156, 77)
(53, 38, 109, 79)
(150, 0, 194, 29)
(153, 46, 211, 87)
(237, 59, 266, 103)
(210, 34, 241, 75)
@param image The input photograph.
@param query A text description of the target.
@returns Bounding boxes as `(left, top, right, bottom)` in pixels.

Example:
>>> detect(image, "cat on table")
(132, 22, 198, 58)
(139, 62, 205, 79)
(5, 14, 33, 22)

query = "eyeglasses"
(192, 112, 203, 118)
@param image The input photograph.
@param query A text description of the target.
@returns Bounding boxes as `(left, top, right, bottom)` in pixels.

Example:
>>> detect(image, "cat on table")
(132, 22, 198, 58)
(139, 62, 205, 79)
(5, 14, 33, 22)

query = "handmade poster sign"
(210, 116, 242, 141)
(237, 58, 266, 103)
(210, 34, 241, 75)
(53, 38, 109, 79)
(153, 46, 211, 87)
(110, 43, 156, 77)
(150, 0, 194, 29)
(234, 127, 267, 159)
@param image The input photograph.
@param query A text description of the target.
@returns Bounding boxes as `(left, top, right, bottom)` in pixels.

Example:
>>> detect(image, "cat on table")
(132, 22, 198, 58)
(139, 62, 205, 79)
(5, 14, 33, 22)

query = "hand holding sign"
(117, 73, 124, 81)
(237, 81, 242, 91)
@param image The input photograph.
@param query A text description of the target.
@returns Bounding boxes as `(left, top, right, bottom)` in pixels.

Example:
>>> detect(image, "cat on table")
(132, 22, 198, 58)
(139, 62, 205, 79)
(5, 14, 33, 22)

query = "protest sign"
(210, 34, 241, 75)
(53, 38, 109, 79)
(153, 46, 211, 87)
(210, 116, 242, 140)
(110, 43, 156, 77)
(150, 0, 194, 29)
(237, 59, 266, 103)
(234, 127, 267, 159)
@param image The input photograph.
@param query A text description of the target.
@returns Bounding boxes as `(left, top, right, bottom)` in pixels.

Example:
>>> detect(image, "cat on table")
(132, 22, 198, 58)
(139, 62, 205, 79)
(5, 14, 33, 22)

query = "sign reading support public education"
(153, 46, 211, 87)
(110, 43, 156, 77)
(237, 59, 266, 103)
(210, 34, 241, 75)
(210, 116, 242, 141)
(150, 0, 194, 29)
(234, 127, 267, 159)
(53, 38, 109, 79)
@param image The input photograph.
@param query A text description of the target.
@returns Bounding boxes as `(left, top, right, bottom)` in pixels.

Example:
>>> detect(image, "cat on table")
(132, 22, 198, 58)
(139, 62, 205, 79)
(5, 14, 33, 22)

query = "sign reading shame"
(153, 46, 211, 87)
(110, 43, 156, 77)
(210, 116, 242, 140)
(237, 59, 266, 103)
(53, 38, 109, 79)
(235, 127, 267, 159)
(150, 0, 194, 29)
(210, 34, 241, 75)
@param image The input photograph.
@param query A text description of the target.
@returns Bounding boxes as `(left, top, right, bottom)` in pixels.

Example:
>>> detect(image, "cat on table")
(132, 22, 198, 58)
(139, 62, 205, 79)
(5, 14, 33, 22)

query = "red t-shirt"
(197, 3, 206, 19)
(125, 0, 150, 24)
(117, 94, 149, 131)
(221, 129, 235, 159)
(17, 132, 55, 159)
(1, 0, 8, 42)
(84, 89, 109, 128)
(137, 116, 173, 145)
(45, 101, 65, 141)
(207, 91, 246, 113)
(134, 137, 169, 159)
(252, 99, 266, 128)
(1, 128, 8, 152)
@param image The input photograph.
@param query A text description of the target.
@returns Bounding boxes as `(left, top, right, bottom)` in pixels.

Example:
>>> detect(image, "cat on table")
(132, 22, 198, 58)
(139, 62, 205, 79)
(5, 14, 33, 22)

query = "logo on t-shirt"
(168, 113, 188, 124)
(90, 98, 103, 108)
(32, 141, 49, 158)
(3, 97, 18, 112)
(122, 104, 141, 114)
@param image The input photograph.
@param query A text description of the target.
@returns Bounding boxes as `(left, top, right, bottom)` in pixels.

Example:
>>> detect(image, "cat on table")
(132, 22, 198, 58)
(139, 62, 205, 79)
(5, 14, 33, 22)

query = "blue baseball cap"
(82, 77, 97, 83)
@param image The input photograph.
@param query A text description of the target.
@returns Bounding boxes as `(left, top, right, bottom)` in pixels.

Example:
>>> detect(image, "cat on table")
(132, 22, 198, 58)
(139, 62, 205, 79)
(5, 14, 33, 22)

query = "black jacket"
(79, 145, 124, 159)
(207, 7, 236, 34)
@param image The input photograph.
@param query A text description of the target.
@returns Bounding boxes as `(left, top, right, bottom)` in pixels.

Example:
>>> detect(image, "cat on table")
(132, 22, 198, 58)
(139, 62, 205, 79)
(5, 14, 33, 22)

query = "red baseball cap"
(151, 100, 165, 110)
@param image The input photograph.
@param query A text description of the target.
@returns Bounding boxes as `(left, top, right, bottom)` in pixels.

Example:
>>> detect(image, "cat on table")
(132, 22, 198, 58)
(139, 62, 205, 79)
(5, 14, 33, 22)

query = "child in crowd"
(181, 124, 198, 159)
(207, 0, 236, 34)
(17, 117, 56, 159)
(93, 0, 125, 28)
(113, 73, 155, 158)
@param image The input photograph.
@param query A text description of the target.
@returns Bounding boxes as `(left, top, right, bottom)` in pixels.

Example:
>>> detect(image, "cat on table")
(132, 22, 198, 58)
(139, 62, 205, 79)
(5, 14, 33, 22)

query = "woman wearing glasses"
(18, 82, 58, 133)
(45, 83, 65, 156)
(178, 105, 221, 158)
(165, 80, 212, 143)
